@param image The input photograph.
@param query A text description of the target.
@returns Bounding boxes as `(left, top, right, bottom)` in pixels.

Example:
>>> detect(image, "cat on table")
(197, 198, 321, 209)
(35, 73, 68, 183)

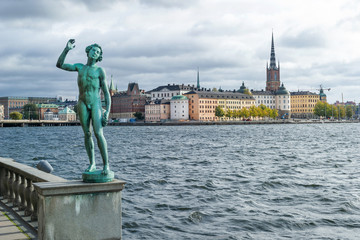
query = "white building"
(170, 95, 189, 120)
(0, 104, 4, 120)
(251, 83, 291, 117)
(44, 108, 54, 120)
(148, 84, 203, 100)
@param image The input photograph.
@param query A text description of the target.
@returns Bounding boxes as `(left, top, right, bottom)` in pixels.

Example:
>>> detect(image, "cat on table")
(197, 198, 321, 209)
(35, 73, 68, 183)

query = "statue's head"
(85, 43, 103, 62)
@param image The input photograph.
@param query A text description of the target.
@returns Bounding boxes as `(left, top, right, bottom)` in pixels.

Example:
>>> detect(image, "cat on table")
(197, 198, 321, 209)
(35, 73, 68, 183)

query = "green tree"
(240, 107, 249, 119)
(345, 105, 354, 119)
(23, 103, 39, 120)
(330, 105, 338, 119)
(225, 109, 233, 119)
(270, 109, 278, 119)
(215, 106, 225, 118)
(133, 112, 144, 120)
(337, 106, 346, 119)
(233, 109, 241, 119)
(258, 104, 271, 120)
(243, 89, 252, 95)
(249, 105, 259, 119)
(314, 101, 324, 117)
(10, 111, 23, 120)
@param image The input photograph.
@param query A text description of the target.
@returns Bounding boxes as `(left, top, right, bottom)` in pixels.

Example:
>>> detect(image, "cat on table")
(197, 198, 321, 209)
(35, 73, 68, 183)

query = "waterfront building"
(58, 106, 76, 121)
(148, 84, 201, 100)
(0, 97, 28, 119)
(170, 95, 189, 120)
(290, 91, 319, 118)
(110, 82, 148, 120)
(266, 32, 280, 92)
(37, 104, 59, 120)
(0, 104, 4, 120)
(44, 108, 58, 120)
(145, 99, 170, 122)
(28, 97, 57, 104)
(0, 96, 58, 119)
(251, 90, 276, 109)
(184, 90, 255, 121)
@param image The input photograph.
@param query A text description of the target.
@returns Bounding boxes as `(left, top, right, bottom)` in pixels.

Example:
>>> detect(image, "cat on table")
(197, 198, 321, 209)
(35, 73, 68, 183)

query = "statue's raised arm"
(56, 39, 78, 71)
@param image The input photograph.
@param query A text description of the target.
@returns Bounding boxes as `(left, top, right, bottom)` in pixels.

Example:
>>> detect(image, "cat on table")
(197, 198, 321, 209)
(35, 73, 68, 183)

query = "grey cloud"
(77, 0, 124, 11)
(0, 0, 64, 20)
(280, 29, 326, 49)
(138, 0, 196, 9)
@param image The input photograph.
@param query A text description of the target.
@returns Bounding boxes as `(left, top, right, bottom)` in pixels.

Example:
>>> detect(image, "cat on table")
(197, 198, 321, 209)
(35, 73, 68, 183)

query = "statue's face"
(89, 46, 101, 60)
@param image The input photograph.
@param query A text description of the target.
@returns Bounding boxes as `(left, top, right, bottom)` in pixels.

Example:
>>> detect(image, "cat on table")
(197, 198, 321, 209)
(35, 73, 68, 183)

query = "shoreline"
(0, 119, 358, 127)
(108, 119, 359, 126)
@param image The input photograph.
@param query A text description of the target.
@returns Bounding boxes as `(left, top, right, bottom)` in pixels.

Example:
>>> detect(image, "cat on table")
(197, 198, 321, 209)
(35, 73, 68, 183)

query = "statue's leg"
(78, 102, 96, 172)
(92, 105, 109, 175)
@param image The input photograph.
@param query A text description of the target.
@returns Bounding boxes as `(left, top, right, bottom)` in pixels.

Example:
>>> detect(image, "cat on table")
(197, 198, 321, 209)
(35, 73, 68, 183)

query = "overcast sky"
(1, 0, 360, 103)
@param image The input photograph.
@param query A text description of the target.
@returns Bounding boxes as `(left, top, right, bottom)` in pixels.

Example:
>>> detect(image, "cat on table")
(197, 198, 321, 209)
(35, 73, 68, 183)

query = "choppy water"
(1, 123, 360, 239)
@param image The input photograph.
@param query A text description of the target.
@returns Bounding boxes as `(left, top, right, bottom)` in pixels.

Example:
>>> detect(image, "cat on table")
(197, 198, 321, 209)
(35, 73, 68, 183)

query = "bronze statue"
(56, 39, 113, 182)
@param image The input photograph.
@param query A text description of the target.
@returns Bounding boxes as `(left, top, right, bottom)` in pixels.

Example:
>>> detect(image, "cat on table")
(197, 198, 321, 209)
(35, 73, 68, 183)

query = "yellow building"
(290, 91, 319, 118)
(184, 91, 255, 121)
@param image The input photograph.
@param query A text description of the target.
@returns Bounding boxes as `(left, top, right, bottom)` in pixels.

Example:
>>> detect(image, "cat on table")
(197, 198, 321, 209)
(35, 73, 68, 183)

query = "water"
(1, 123, 360, 239)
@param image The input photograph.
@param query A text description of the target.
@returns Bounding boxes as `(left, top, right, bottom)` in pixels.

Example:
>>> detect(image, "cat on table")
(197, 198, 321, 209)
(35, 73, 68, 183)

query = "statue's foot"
(102, 165, 110, 175)
(85, 164, 96, 172)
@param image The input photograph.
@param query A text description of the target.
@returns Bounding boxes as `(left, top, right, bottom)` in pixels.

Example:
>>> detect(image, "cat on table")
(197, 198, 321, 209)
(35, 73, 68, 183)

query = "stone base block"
(34, 180, 125, 240)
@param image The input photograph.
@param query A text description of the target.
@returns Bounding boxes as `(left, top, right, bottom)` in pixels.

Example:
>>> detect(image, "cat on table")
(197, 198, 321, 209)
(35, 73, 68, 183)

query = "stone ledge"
(33, 180, 126, 196)
(0, 157, 66, 182)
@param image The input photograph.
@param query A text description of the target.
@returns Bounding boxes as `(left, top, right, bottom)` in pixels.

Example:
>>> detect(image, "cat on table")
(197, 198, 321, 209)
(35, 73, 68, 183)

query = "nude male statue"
(56, 39, 111, 175)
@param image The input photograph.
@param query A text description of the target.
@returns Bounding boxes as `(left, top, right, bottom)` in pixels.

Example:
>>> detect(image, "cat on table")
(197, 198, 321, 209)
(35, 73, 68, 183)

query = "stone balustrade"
(0, 157, 66, 228)
(1, 157, 125, 240)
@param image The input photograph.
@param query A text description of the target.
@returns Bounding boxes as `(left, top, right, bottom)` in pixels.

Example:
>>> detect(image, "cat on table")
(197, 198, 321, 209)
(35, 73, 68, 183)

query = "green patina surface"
(57, 39, 113, 181)
(82, 169, 115, 183)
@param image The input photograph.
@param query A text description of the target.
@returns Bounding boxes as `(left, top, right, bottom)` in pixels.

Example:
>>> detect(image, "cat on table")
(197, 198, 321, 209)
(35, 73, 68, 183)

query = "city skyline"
(1, 0, 360, 103)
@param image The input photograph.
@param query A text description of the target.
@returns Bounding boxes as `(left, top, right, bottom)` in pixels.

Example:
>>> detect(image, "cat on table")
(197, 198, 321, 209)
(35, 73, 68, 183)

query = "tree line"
(215, 104, 279, 120)
(9, 103, 39, 120)
(313, 101, 357, 119)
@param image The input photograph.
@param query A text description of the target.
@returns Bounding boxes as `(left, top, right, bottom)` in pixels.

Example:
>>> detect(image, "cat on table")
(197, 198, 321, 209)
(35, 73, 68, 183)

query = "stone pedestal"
(33, 180, 125, 240)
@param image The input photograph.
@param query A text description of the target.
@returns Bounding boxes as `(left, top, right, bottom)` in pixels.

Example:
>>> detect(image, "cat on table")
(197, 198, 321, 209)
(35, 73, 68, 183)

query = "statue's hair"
(85, 43, 103, 62)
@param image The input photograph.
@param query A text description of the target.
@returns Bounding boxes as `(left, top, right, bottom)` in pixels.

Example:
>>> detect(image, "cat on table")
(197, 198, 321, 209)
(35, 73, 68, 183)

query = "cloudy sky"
(1, 0, 360, 103)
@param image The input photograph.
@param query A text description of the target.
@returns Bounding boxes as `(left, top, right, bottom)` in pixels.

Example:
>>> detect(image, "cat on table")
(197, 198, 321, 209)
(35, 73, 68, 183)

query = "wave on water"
(1, 124, 360, 239)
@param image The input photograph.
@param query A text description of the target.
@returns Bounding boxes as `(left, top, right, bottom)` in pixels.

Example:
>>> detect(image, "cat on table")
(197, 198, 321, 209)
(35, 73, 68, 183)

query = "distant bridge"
(0, 120, 81, 127)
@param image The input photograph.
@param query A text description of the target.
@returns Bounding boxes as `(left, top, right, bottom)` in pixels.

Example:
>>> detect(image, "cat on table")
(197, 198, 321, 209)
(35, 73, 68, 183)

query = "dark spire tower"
(196, 67, 200, 89)
(266, 32, 280, 91)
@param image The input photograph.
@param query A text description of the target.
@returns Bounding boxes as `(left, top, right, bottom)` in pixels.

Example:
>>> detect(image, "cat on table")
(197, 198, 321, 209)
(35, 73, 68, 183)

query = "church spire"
(109, 75, 116, 96)
(269, 31, 277, 69)
(196, 67, 200, 89)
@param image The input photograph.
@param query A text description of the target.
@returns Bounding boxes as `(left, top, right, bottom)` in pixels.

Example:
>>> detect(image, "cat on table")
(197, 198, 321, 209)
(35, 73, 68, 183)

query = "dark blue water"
(1, 123, 360, 239)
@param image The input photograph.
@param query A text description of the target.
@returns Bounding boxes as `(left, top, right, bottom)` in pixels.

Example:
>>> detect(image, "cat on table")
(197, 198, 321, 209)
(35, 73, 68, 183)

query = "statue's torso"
(77, 65, 102, 107)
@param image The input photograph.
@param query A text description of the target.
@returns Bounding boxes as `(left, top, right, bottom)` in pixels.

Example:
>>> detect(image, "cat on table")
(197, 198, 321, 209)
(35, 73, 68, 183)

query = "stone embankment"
(109, 119, 359, 126)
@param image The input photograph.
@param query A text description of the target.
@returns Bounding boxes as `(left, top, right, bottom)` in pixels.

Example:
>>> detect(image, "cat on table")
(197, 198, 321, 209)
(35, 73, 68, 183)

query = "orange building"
(37, 104, 59, 120)
(184, 91, 255, 121)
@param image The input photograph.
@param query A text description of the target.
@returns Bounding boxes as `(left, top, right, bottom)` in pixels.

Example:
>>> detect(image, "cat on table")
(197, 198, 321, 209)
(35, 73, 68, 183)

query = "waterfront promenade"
(0, 205, 29, 240)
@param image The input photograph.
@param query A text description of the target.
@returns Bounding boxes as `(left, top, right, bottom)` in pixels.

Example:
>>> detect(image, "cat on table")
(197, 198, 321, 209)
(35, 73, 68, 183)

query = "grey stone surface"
(0, 208, 29, 240)
(35, 180, 125, 240)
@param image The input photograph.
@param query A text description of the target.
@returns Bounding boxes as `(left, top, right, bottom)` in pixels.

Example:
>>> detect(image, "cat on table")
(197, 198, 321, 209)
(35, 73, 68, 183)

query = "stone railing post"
(30, 187, 38, 221)
(24, 178, 33, 216)
(7, 170, 14, 203)
(13, 172, 20, 207)
(18, 175, 26, 211)
(0, 167, 8, 197)
(34, 180, 126, 240)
